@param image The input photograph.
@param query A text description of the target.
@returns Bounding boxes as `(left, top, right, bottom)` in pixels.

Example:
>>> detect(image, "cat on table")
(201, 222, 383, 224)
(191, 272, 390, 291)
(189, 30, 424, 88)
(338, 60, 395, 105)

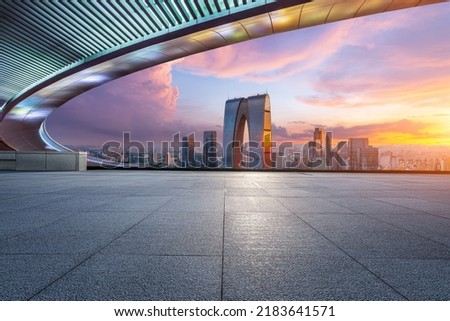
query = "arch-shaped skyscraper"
(223, 94, 272, 169)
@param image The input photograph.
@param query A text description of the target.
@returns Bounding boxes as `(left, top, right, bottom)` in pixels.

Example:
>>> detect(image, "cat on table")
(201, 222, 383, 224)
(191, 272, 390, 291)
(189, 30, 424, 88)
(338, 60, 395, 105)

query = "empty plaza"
(1, 171, 449, 300)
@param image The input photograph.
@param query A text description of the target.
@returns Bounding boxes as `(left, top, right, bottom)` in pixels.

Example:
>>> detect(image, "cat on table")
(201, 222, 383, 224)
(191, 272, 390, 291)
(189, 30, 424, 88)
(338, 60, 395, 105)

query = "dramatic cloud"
(327, 119, 428, 139)
(279, 119, 448, 146)
(271, 123, 311, 142)
(297, 67, 450, 111)
(295, 5, 450, 112)
(329, 119, 450, 146)
(174, 4, 443, 84)
(175, 22, 356, 83)
(46, 63, 180, 146)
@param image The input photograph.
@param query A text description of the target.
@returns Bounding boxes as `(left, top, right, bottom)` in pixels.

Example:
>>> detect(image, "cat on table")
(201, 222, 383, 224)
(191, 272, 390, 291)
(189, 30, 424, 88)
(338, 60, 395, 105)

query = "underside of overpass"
(0, 0, 448, 152)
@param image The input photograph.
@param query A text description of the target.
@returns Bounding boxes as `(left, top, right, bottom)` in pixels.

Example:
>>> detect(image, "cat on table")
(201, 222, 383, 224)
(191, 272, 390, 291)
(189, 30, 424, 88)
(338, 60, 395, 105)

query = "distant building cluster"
(348, 137, 379, 170)
(379, 149, 450, 171)
(271, 127, 379, 171)
(82, 94, 450, 171)
(97, 131, 218, 169)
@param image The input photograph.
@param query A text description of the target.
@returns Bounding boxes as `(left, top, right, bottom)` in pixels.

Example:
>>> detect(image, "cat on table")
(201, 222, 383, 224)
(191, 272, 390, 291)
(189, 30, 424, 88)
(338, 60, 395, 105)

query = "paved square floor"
(0, 171, 449, 300)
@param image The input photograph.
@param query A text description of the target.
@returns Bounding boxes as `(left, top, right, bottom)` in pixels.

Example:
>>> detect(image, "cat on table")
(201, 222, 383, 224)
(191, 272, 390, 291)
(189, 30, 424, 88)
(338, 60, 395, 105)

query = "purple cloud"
(46, 63, 180, 146)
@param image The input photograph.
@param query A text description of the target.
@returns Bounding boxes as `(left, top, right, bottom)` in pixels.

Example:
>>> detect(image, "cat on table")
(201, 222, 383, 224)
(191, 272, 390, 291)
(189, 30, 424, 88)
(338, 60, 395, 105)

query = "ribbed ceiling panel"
(0, 0, 262, 104)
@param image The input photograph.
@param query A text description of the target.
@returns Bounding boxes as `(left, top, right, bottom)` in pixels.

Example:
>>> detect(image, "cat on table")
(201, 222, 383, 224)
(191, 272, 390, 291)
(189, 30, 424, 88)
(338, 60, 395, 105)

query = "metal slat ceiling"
(0, 0, 261, 105)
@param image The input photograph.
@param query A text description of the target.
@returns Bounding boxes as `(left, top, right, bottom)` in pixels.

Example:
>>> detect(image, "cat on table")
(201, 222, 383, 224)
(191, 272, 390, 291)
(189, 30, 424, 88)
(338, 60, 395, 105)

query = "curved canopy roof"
(0, 0, 447, 151)
(1, 0, 300, 105)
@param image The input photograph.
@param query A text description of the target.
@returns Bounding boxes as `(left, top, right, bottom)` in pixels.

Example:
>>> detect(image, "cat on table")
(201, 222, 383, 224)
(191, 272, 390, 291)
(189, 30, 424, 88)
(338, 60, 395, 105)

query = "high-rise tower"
(203, 130, 218, 168)
(313, 127, 325, 158)
(181, 134, 195, 168)
(348, 138, 379, 170)
(223, 94, 272, 169)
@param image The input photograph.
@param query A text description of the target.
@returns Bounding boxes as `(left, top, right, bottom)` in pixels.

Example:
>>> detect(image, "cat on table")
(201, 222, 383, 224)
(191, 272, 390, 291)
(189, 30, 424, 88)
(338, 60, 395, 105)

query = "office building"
(223, 94, 272, 169)
(181, 134, 196, 168)
(203, 131, 218, 168)
(348, 138, 379, 170)
(313, 127, 325, 158)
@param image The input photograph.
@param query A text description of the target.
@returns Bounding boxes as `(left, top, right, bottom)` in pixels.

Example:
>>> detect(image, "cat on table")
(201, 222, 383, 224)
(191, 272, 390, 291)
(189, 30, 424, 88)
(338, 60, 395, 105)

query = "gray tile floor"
(0, 171, 449, 300)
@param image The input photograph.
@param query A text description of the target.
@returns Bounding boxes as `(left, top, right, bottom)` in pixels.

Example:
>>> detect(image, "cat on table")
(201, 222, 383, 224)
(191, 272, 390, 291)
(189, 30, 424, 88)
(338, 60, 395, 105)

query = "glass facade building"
(223, 94, 272, 169)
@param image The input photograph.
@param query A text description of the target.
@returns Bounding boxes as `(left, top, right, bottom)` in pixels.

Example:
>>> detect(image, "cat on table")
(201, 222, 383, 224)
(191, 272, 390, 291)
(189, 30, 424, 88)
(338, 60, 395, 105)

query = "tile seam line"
(220, 175, 226, 301)
(326, 198, 450, 248)
(365, 213, 450, 250)
(366, 198, 450, 221)
(272, 197, 410, 301)
(2, 200, 116, 242)
(2, 252, 449, 260)
(3, 212, 81, 242)
(26, 195, 175, 301)
(327, 192, 450, 220)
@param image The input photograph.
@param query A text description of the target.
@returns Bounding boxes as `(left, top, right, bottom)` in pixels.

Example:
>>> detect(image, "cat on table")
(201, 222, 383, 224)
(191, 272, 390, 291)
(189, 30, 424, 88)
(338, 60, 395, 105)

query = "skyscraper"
(181, 134, 196, 168)
(223, 94, 272, 169)
(160, 141, 172, 168)
(188, 134, 195, 167)
(313, 127, 325, 158)
(203, 131, 218, 168)
(325, 131, 333, 167)
(348, 138, 379, 170)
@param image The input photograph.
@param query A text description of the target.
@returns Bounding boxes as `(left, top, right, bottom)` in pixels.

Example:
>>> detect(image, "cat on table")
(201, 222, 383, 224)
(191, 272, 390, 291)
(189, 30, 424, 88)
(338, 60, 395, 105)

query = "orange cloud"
(278, 119, 450, 146)
(298, 75, 450, 111)
(103, 63, 179, 120)
(174, 4, 440, 83)
(46, 63, 180, 145)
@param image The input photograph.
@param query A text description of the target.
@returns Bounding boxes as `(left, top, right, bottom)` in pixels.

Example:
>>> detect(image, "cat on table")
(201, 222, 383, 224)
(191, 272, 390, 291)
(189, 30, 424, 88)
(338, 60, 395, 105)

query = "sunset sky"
(46, 2, 450, 149)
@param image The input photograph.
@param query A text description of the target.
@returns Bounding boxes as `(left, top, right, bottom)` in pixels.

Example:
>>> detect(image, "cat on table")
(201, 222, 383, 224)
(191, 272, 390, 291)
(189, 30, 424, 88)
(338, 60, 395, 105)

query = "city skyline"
(95, 126, 450, 171)
(46, 3, 450, 150)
